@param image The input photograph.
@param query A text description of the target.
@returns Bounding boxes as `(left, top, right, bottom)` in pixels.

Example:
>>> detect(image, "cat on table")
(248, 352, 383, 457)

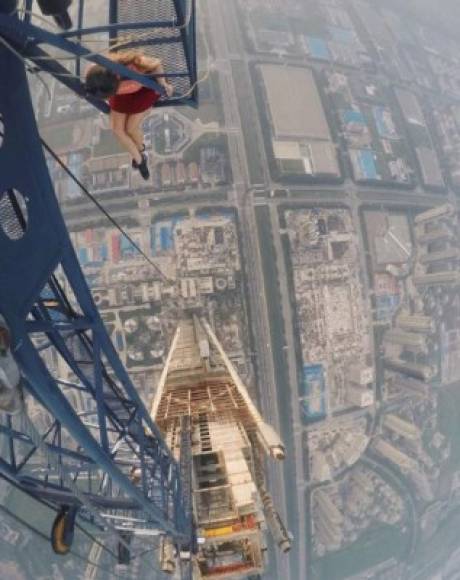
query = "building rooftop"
(309, 142, 340, 177)
(395, 88, 425, 126)
(259, 64, 332, 140)
(415, 146, 445, 187)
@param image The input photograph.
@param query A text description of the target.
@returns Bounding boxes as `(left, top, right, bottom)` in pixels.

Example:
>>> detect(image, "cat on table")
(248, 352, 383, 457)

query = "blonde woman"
(85, 50, 174, 180)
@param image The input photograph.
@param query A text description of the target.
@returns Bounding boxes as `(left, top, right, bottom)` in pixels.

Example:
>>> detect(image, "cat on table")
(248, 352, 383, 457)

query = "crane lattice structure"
(0, 0, 197, 573)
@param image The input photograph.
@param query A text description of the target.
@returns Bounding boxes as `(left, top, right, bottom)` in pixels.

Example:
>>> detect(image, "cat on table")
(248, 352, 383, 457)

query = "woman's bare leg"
(125, 111, 149, 151)
(110, 110, 142, 164)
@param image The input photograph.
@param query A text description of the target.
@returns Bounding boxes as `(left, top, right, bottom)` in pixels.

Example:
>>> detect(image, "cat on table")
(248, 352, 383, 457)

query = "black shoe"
(131, 143, 145, 169)
(132, 144, 146, 168)
(137, 153, 150, 180)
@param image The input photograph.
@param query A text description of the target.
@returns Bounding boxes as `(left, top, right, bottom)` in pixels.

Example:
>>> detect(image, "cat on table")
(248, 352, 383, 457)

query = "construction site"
(151, 316, 291, 578)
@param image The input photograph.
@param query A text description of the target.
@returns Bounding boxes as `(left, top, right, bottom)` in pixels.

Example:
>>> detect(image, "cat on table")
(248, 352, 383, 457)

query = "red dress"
(108, 86, 161, 114)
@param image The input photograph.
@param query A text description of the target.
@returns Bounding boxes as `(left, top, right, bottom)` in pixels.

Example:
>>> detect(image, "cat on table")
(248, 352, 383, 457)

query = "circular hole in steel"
(0, 189, 28, 240)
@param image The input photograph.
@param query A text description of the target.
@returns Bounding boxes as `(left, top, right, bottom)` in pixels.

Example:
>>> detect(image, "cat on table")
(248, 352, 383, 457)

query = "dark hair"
(85, 65, 120, 99)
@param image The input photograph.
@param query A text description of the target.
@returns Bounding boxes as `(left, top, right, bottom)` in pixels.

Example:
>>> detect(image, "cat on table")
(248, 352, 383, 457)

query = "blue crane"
(0, 0, 197, 574)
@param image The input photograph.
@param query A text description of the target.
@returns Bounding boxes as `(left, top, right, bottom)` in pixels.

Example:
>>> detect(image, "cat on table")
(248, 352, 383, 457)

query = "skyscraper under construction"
(151, 316, 291, 578)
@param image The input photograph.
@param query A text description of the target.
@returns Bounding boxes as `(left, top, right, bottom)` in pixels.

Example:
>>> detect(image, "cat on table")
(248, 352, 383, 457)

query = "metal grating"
(0, 189, 28, 241)
(116, 0, 195, 103)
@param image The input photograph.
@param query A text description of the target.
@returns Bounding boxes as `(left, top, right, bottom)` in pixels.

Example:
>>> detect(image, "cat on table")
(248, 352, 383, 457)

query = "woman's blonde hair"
(109, 49, 151, 72)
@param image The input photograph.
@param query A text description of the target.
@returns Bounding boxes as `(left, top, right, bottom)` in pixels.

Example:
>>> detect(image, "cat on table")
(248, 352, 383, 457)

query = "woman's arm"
(138, 55, 162, 72)
(139, 56, 174, 95)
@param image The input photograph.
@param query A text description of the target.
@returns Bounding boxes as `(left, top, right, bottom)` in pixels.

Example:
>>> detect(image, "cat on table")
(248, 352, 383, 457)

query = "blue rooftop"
(373, 106, 397, 139)
(357, 150, 378, 180)
(160, 226, 173, 251)
(307, 37, 330, 61)
(299, 364, 326, 423)
(343, 109, 366, 125)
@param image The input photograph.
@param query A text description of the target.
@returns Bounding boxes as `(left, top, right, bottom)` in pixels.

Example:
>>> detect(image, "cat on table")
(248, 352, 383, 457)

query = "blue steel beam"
(20, 483, 141, 510)
(173, 0, 197, 96)
(20, 43, 108, 113)
(3, 288, 165, 506)
(0, 408, 142, 483)
(1, 15, 195, 117)
(0, 13, 168, 94)
(75, 0, 83, 77)
(1, 7, 197, 102)
(60, 20, 182, 38)
(0, 459, 142, 511)
(26, 317, 93, 332)
(63, 252, 176, 455)
(0, 421, 94, 469)
(92, 335, 110, 453)
(188, 0, 197, 92)
(4, 348, 178, 528)
(108, 0, 118, 42)
(14, 420, 58, 472)
(28, 299, 141, 438)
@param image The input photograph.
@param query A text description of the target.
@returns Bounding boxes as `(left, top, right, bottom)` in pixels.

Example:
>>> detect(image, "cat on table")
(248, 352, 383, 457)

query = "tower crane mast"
(0, 0, 197, 567)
